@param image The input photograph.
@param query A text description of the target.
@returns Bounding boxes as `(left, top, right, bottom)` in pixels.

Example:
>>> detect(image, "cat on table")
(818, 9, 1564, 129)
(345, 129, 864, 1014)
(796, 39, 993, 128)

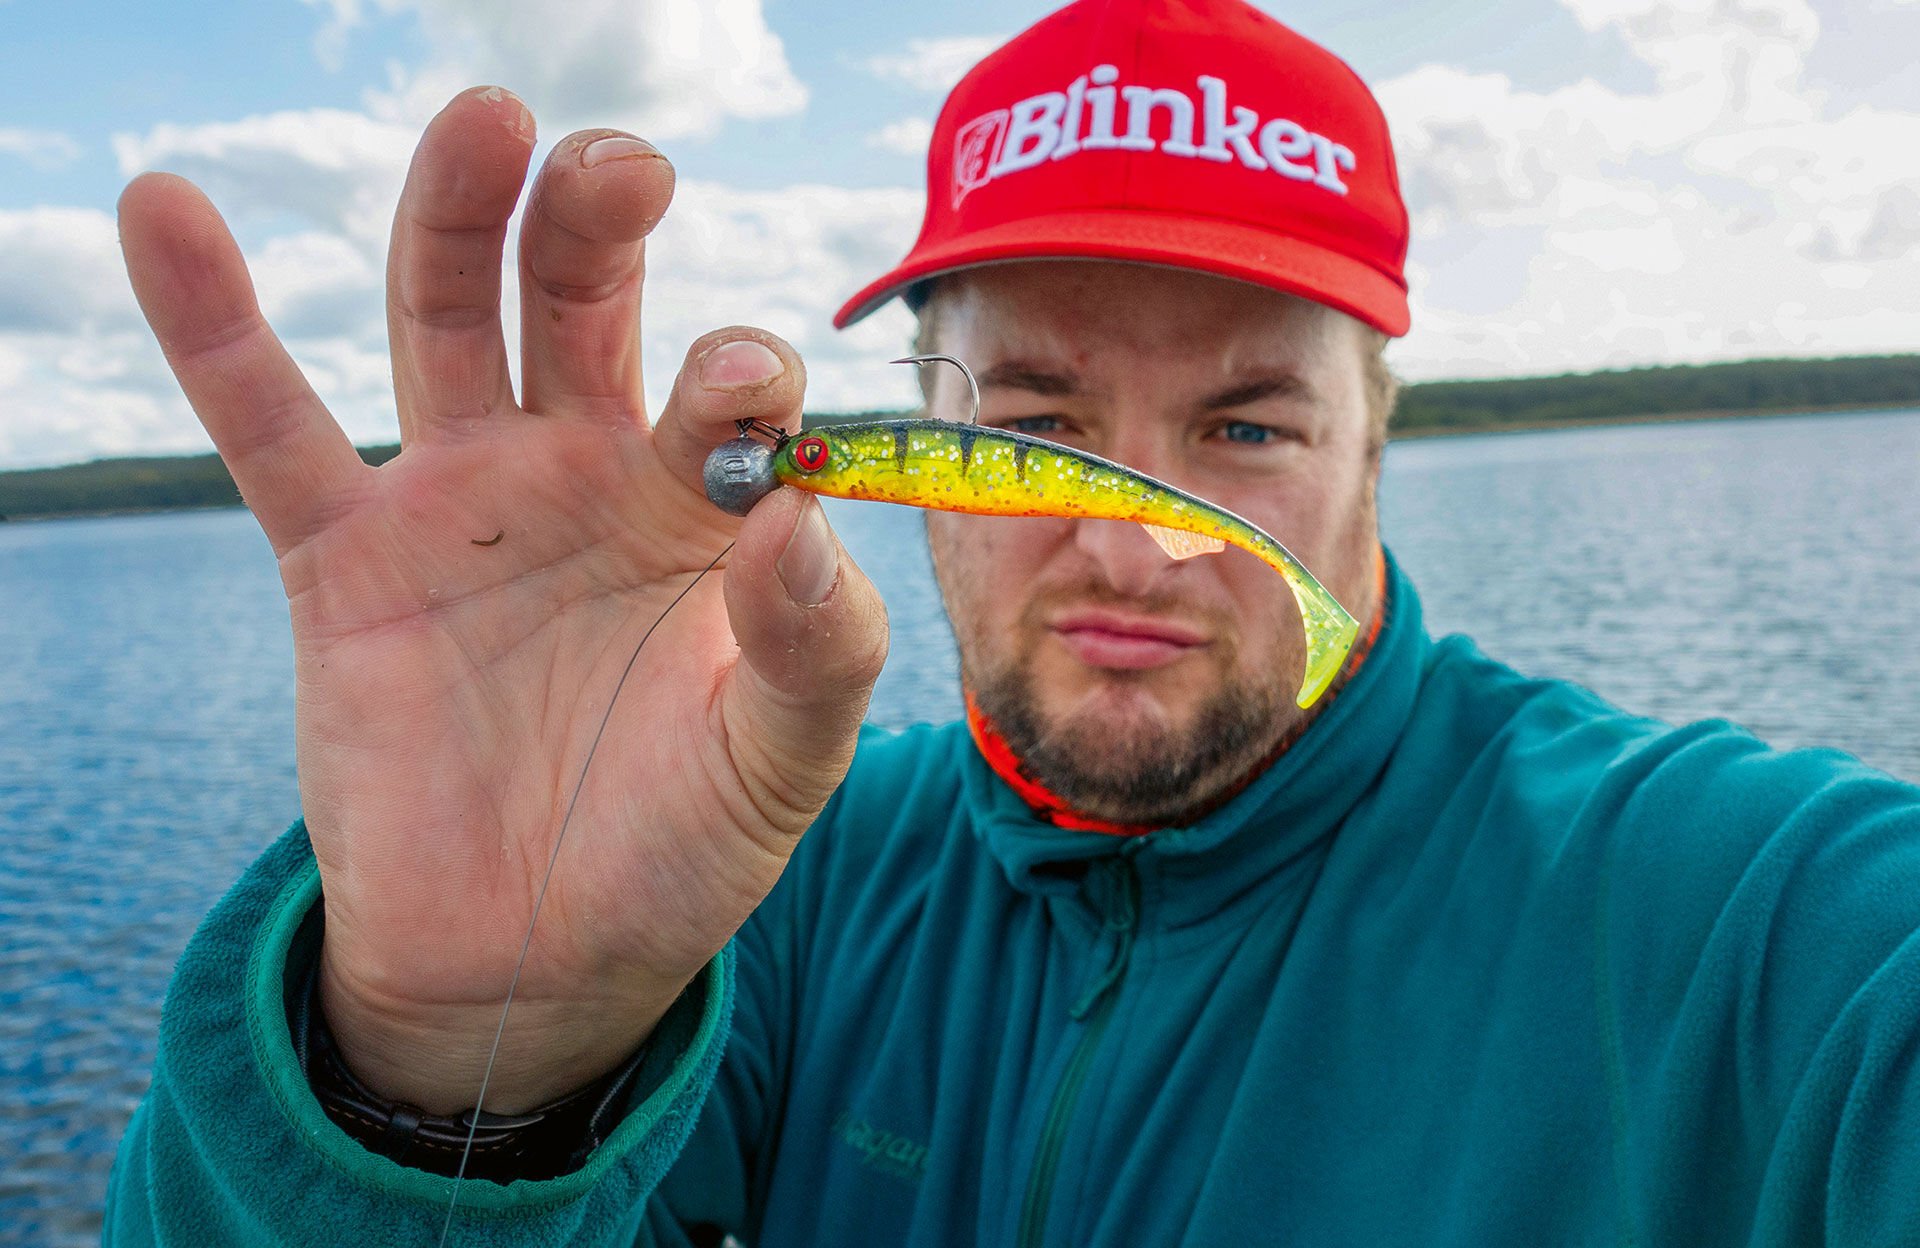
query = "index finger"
(119, 173, 367, 555)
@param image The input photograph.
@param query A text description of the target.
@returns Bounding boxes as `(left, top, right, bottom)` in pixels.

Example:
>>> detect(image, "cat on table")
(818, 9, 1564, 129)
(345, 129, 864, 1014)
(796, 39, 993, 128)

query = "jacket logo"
(950, 65, 1358, 207)
(830, 1111, 931, 1183)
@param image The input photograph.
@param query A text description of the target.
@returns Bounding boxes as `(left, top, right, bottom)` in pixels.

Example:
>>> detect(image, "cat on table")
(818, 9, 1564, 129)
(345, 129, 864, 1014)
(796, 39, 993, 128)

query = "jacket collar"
(961, 549, 1430, 929)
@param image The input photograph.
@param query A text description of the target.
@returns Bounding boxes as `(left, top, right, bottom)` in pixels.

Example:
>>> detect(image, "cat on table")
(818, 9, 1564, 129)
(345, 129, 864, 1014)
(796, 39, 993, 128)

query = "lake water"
(2, 409, 1917, 1244)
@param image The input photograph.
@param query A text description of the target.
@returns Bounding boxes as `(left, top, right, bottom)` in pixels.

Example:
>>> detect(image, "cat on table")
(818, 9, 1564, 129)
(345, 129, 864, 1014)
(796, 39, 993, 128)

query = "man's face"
(922, 261, 1385, 825)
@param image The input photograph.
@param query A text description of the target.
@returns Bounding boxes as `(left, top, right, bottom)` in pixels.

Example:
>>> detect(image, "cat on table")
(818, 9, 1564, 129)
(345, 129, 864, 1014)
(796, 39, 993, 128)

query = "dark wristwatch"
(293, 948, 651, 1183)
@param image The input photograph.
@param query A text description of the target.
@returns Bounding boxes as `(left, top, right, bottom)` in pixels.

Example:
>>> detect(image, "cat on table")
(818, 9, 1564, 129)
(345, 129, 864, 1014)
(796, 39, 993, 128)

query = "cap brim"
(833, 207, 1410, 337)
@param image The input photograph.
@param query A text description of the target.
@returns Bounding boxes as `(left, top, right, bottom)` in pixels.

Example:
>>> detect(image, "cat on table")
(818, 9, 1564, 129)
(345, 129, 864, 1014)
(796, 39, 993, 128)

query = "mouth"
(1048, 607, 1209, 671)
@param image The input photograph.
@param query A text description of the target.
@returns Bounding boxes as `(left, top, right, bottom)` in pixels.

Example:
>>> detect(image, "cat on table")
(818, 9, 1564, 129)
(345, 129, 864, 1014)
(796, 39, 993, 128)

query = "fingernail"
(700, 339, 784, 389)
(581, 135, 659, 168)
(465, 86, 534, 140)
(778, 499, 838, 606)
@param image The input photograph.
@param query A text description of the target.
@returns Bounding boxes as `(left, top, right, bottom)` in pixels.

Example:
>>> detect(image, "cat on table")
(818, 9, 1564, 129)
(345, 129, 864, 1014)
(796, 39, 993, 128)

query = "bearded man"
(108, 0, 1920, 1244)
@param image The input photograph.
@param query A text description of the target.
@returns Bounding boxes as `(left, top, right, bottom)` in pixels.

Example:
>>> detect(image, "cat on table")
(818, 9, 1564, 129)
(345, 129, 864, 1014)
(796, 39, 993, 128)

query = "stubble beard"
(964, 626, 1297, 828)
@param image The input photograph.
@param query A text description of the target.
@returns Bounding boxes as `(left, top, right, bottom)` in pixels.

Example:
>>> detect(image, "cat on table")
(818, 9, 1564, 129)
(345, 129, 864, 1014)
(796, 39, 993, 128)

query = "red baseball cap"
(833, 0, 1410, 337)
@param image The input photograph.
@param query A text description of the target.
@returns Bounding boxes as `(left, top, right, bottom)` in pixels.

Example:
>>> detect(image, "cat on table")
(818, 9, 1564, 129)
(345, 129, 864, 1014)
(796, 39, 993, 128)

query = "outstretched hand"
(118, 86, 888, 1112)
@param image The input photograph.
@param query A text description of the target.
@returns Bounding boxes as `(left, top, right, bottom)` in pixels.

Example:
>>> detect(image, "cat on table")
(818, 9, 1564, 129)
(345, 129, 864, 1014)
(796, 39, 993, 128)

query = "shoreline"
(1387, 400, 1916, 442)
(0, 501, 246, 524)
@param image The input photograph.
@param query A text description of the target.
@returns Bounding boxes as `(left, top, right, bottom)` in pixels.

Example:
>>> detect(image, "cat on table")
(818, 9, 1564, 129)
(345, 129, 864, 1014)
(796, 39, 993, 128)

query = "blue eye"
(1005, 415, 1065, 435)
(1219, 421, 1276, 444)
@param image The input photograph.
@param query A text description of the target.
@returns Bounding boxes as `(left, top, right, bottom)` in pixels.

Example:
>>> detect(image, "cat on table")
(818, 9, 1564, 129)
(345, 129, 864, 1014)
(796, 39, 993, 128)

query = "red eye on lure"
(792, 436, 830, 473)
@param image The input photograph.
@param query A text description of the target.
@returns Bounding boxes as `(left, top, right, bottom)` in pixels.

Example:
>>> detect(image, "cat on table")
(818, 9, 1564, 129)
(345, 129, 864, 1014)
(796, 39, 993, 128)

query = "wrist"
(297, 955, 654, 1181)
(317, 939, 688, 1116)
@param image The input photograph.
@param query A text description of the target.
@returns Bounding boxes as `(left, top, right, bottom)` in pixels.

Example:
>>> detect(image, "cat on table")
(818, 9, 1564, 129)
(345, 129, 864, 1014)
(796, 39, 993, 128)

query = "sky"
(1, 0, 1917, 467)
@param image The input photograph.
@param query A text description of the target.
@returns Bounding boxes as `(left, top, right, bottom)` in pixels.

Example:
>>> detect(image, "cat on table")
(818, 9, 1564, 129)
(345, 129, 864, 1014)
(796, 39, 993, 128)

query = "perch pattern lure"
(707, 355, 1360, 708)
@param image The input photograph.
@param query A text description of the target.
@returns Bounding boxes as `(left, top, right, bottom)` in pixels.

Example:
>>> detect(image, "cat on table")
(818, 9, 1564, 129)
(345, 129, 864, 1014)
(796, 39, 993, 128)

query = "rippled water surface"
(3, 409, 1916, 1244)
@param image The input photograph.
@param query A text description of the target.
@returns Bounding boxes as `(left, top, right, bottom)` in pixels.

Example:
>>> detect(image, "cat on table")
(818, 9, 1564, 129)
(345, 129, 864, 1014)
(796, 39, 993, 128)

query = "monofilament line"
(437, 543, 734, 1246)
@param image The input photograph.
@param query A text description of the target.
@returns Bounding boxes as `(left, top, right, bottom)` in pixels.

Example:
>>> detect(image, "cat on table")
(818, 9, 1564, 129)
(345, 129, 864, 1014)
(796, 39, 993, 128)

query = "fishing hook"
(892, 353, 981, 425)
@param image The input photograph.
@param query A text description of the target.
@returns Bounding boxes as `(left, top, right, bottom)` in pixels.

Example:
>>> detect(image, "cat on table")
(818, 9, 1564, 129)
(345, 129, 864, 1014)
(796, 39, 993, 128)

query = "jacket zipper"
(1016, 857, 1140, 1248)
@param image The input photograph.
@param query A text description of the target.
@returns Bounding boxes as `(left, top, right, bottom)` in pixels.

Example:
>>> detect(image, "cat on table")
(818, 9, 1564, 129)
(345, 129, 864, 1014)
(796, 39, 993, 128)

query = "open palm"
(118, 87, 887, 1112)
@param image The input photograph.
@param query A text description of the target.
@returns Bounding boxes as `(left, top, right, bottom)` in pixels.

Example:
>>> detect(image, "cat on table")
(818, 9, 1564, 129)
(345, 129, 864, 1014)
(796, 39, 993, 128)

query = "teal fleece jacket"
(108, 558, 1920, 1246)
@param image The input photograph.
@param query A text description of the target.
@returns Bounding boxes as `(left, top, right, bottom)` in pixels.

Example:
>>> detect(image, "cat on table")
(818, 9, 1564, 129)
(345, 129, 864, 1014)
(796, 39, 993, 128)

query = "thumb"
(720, 485, 890, 832)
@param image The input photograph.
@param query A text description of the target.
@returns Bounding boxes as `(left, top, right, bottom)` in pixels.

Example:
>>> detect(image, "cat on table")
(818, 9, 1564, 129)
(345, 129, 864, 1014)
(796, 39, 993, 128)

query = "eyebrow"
(1201, 374, 1315, 411)
(973, 362, 1318, 409)
(975, 361, 1081, 397)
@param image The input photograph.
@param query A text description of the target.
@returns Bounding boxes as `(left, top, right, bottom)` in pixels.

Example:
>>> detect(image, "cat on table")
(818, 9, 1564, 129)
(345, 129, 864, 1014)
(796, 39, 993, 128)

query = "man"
(109, 0, 1920, 1244)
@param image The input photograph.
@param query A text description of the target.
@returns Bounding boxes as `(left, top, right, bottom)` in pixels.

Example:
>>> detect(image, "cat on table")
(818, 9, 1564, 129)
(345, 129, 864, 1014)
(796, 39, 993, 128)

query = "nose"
(1069, 434, 1194, 596)
(1071, 514, 1179, 597)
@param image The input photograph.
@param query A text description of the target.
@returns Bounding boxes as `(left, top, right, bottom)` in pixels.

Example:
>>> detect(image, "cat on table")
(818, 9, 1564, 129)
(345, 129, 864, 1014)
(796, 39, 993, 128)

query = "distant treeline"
(3, 355, 1915, 520)
(0, 444, 400, 519)
(1391, 354, 1920, 433)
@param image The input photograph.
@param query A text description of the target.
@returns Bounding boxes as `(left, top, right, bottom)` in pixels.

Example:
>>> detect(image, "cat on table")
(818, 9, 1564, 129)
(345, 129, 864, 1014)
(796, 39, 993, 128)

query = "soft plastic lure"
(703, 355, 1359, 708)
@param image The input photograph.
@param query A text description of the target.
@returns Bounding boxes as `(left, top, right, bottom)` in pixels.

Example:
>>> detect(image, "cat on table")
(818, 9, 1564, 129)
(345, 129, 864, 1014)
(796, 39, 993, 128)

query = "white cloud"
(0, 209, 142, 335)
(866, 117, 934, 155)
(0, 341, 25, 393)
(90, 111, 414, 457)
(0, 128, 81, 169)
(861, 36, 1004, 93)
(340, 0, 806, 139)
(0, 327, 203, 467)
(299, 0, 365, 71)
(275, 333, 402, 448)
(0, 154, 405, 466)
(0, 210, 195, 465)
(112, 109, 416, 248)
(1689, 105, 1920, 204)
(642, 179, 926, 415)
(1560, 0, 1821, 123)
(1549, 219, 1686, 272)
(248, 230, 385, 341)
(0, 200, 398, 466)
(1850, 184, 1920, 260)
(1381, 0, 1920, 380)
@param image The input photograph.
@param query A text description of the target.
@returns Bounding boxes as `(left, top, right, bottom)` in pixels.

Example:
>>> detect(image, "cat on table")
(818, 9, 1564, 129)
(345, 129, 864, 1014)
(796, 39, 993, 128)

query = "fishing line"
(437, 541, 735, 1246)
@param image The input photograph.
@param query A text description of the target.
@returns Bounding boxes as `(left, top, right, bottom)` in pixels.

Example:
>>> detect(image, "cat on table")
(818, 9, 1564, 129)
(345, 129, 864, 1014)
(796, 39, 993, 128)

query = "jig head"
(702, 419, 786, 516)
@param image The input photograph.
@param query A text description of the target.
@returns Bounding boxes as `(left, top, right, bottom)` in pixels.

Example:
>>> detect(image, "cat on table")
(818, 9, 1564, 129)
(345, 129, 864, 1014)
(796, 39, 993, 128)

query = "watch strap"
(293, 942, 651, 1183)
